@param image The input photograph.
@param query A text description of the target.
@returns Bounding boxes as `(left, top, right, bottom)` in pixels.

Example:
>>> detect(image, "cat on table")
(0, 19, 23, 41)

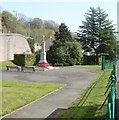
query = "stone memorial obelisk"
(36, 35, 52, 68)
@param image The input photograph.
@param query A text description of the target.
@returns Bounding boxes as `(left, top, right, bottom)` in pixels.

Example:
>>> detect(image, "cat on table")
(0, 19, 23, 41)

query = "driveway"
(2, 67, 99, 119)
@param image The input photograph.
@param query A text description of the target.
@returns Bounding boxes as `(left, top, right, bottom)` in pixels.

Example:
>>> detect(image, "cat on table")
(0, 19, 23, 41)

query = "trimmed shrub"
(14, 54, 35, 66)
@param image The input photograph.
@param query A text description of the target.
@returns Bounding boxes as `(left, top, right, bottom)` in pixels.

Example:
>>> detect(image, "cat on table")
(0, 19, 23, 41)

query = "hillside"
(1, 10, 59, 44)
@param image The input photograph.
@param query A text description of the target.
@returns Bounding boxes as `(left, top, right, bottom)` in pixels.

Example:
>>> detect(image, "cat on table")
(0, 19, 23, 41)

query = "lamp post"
(13, 10, 17, 33)
(28, 22, 31, 37)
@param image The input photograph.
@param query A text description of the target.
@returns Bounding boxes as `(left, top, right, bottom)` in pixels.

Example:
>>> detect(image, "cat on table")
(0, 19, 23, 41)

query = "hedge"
(82, 55, 97, 65)
(14, 54, 35, 66)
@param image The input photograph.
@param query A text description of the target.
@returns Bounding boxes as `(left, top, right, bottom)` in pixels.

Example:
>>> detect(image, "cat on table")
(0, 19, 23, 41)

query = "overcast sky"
(0, 0, 118, 32)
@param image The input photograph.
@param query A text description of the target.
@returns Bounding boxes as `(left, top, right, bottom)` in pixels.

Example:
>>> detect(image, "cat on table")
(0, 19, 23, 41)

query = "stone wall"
(0, 33, 31, 61)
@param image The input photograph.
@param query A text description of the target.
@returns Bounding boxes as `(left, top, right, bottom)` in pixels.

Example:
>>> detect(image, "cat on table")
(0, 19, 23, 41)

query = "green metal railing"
(107, 73, 116, 120)
(100, 62, 117, 120)
(101, 56, 116, 70)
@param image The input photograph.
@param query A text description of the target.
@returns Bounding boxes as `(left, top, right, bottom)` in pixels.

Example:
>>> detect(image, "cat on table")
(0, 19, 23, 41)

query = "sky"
(0, 0, 118, 32)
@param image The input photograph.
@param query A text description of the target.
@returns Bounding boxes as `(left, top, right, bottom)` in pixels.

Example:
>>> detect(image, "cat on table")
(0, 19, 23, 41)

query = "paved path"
(2, 67, 99, 119)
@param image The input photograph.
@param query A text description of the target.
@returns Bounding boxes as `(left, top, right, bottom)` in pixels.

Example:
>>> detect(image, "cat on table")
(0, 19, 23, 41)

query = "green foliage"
(55, 23, 73, 42)
(27, 38, 35, 53)
(14, 54, 35, 66)
(117, 41, 119, 57)
(82, 55, 97, 65)
(34, 50, 41, 65)
(2, 11, 16, 33)
(66, 58, 77, 66)
(47, 46, 67, 65)
(77, 7, 116, 63)
(47, 23, 83, 66)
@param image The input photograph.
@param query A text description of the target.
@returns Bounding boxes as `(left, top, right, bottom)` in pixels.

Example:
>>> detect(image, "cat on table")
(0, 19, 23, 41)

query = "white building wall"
(0, 33, 31, 61)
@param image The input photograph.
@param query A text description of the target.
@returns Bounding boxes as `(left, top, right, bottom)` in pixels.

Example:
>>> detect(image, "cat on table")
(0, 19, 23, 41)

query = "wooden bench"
(21, 66, 35, 72)
(54, 63, 63, 67)
(6, 66, 20, 72)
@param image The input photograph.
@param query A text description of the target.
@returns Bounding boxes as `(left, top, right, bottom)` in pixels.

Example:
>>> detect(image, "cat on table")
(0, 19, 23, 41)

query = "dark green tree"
(77, 7, 116, 63)
(47, 23, 82, 66)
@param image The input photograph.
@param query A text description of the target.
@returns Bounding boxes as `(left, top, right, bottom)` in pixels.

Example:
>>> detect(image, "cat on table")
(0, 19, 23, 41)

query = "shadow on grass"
(75, 75, 100, 107)
(45, 105, 107, 120)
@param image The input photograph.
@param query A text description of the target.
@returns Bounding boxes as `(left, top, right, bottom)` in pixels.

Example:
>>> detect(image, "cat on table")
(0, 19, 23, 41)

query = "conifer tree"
(47, 23, 82, 65)
(77, 7, 116, 63)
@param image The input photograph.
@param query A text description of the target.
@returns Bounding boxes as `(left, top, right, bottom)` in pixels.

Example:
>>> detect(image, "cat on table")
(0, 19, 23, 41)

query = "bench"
(21, 66, 35, 72)
(6, 66, 20, 72)
(54, 63, 63, 67)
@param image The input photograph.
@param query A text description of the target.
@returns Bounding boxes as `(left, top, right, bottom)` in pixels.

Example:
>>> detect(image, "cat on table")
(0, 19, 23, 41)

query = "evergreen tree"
(47, 23, 82, 66)
(77, 7, 116, 63)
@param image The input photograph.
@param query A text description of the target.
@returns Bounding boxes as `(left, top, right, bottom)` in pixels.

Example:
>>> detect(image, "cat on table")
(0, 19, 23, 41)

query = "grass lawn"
(2, 80, 64, 116)
(35, 67, 49, 71)
(0, 60, 101, 69)
(59, 70, 111, 119)
(0, 60, 16, 67)
(65, 65, 101, 68)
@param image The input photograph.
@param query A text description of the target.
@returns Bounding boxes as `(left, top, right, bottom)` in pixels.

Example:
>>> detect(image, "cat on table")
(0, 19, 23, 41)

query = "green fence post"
(108, 92, 112, 119)
(111, 75, 116, 120)
(111, 88, 115, 120)
(102, 56, 106, 70)
(111, 75, 116, 87)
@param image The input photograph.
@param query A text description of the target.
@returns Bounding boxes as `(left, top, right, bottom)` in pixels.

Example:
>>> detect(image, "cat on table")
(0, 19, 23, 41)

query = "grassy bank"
(59, 70, 111, 119)
(2, 80, 64, 116)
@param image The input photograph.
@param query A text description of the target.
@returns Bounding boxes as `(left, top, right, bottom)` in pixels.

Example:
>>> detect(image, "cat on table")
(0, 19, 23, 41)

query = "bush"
(14, 54, 35, 66)
(66, 58, 77, 66)
(47, 41, 83, 66)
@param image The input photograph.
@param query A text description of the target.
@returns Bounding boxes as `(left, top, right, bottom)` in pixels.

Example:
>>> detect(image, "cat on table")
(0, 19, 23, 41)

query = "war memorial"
(0, 1, 119, 120)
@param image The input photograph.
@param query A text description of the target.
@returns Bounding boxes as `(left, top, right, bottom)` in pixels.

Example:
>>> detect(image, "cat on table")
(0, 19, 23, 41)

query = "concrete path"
(2, 67, 99, 119)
